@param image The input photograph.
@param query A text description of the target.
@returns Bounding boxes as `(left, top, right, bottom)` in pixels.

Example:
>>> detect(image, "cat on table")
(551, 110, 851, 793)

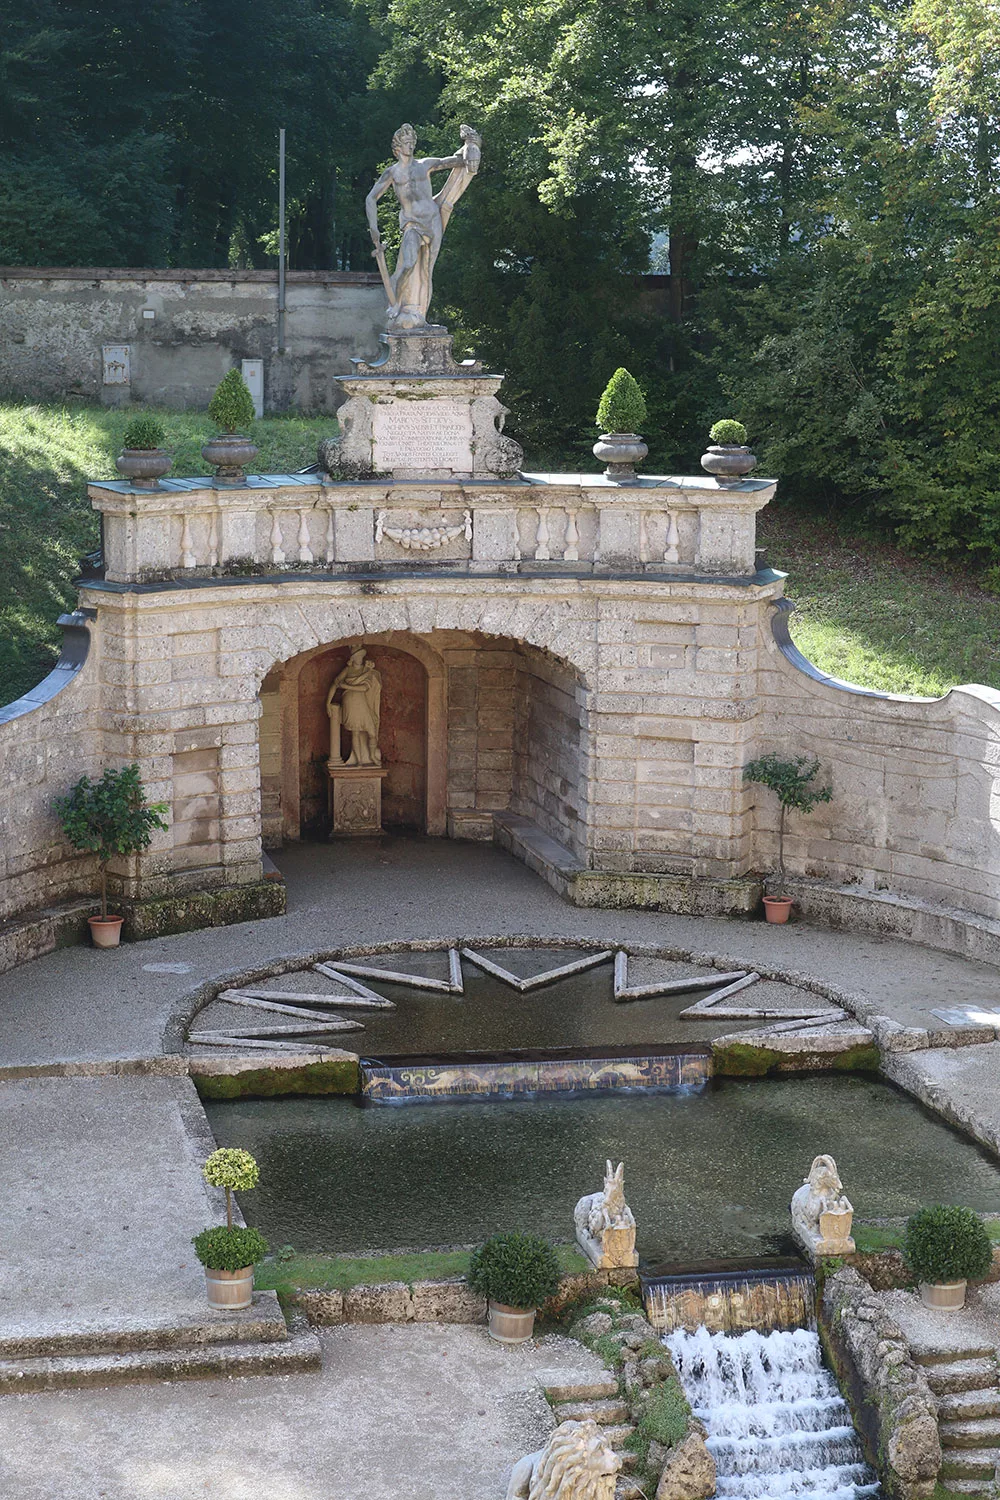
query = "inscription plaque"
(372, 400, 473, 473)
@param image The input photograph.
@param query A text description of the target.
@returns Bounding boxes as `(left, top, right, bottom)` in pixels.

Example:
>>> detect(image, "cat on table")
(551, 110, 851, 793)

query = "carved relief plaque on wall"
(372, 400, 473, 473)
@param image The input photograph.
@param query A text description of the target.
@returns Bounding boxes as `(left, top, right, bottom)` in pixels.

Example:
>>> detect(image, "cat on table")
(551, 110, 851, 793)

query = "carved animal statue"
(790, 1153, 852, 1233)
(575, 1161, 636, 1239)
(506, 1420, 621, 1500)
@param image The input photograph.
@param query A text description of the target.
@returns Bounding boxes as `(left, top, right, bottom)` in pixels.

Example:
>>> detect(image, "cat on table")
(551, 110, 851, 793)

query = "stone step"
(938, 1480, 997, 1494)
(0, 1326, 322, 1393)
(0, 1291, 289, 1360)
(615, 1479, 643, 1500)
(916, 1342, 995, 1367)
(538, 1371, 620, 1403)
(928, 1359, 999, 1394)
(603, 1424, 636, 1448)
(616, 1451, 638, 1473)
(940, 1448, 1000, 1481)
(553, 1397, 630, 1425)
(941, 1419, 1000, 1449)
(939, 1390, 1000, 1421)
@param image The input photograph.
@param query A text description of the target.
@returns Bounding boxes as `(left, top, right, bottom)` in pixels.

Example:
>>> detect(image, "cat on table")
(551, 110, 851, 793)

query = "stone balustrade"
(88, 472, 776, 585)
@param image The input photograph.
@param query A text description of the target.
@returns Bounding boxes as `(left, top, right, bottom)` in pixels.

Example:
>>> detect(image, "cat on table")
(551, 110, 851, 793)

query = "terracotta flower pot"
(919, 1280, 967, 1311)
(487, 1301, 536, 1345)
(701, 444, 757, 486)
(593, 432, 648, 484)
(115, 448, 173, 490)
(88, 915, 124, 948)
(763, 896, 794, 924)
(205, 1265, 255, 1310)
(201, 433, 259, 486)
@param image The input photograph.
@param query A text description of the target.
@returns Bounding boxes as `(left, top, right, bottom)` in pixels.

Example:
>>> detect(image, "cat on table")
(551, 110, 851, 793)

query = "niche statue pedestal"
(327, 765, 387, 837)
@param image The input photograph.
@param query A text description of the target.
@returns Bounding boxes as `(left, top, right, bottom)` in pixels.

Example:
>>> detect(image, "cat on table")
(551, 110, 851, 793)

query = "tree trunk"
(226, 1186, 233, 1231)
(100, 863, 108, 921)
(777, 803, 786, 879)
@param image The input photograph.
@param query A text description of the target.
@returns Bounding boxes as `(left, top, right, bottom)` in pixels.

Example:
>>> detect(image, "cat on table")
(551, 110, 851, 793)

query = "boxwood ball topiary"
(709, 419, 748, 446)
(192, 1225, 269, 1271)
(208, 368, 257, 433)
(467, 1230, 561, 1310)
(596, 368, 648, 435)
(904, 1205, 993, 1284)
(122, 413, 166, 451)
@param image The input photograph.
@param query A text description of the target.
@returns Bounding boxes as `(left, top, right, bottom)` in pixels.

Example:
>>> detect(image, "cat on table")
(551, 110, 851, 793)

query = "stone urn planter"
(88, 914, 124, 948)
(115, 447, 173, 490)
(487, 1301, 536, 1345)
(201, 433, 259, 486)
(593, 432, 648, 484)
(919, 1280, 967, 1311)
(700, 443, 757, 486)
(763, 896, 794, 924)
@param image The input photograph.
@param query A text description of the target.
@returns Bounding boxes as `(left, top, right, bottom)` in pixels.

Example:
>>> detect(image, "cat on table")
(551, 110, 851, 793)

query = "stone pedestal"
(327, 766, 388, 837)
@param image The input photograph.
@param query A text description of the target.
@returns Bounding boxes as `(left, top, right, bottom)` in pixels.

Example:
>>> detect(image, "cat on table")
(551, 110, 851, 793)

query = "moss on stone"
(192, 1057, 360, 1100)
(122, 880, 286, 940)
(638, 1376, 691, 1446)
(712, 1039, 880, 1076)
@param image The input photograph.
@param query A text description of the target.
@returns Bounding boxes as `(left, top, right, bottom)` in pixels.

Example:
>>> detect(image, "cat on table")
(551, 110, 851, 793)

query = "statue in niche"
(365, 122, 481, 333)
(507, 1420, 621, 1500)
(790, 1153, 855, 1259)
(326, 648, 382, 768)
(574, 1160, 638, 1269)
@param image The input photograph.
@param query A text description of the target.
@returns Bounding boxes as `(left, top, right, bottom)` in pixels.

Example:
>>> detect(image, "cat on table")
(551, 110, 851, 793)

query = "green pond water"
(205, 1075, 1000, 1263)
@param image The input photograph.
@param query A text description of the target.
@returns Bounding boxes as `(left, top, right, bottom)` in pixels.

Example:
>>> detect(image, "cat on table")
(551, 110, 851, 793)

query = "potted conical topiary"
(201, 369, 259, 485)
(54, 764, 169, 947)
(468, 1230, 561, 1344)
(593, 368, 648, 483)
(116, 413, 172, 489)
(701, 419, 757, 485)
(743, 754, 832, 921)
(905, 1205, 993, 1310)
(194, 1148, 268, 1309)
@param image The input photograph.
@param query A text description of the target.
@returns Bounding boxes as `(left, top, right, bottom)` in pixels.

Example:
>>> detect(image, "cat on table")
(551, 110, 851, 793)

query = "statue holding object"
(326, 648, 382, 768)
(790, 1154, 855, 1260)
(574, 1160, 638, 1269)
(365, 123, 481, 334)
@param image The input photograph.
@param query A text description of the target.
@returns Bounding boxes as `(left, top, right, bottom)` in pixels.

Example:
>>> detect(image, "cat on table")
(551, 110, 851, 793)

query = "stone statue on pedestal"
(365, 122, 481, 333)
(326, 648, 382, 767)
(790, 1154, 855, 1260)
(574, 1160, 639, 1269)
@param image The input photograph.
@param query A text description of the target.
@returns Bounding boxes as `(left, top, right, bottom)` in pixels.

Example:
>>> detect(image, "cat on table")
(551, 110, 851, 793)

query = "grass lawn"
(254, 1243, 590, 1301)
(0, 401, 998, 706)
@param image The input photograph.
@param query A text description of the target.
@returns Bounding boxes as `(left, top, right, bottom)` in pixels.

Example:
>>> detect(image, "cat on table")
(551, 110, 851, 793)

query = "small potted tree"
(201, 368, 259, 485)
(743, 753, 832, 922)
(593, 368, 649, 483)
(115, 413, 172, 489)
(701, 419, 757, 485)
(468, 1230, 561, 1344)
(193, 1148, 269, 1310)
(54, 764, 169, 947)
(905, 1205, 993, 1310)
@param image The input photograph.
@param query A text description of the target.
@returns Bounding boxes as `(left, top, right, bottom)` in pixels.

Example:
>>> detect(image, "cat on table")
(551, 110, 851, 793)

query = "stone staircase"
(0, 1293, 321, 1392)
(542, 1373, 643, 1500)
(921, 1343, 1000, 1493)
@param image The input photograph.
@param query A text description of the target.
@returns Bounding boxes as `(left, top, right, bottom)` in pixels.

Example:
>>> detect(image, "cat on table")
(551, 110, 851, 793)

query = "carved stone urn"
(701, 444, 757, 486)
(201, 433, 259, 486)
(115, 447, 173, 490)
(593, 432, 648, 484)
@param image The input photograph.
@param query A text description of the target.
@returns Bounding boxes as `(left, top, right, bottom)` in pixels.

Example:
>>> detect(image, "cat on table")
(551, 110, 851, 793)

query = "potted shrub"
(743, 753, 832, 922)
(201, 368, 259, 485)
(905, 1205, 993, 1310)
(701, 419, 757, 485)
(468, 1230, 561, 1344)
(593, 368, 649, 483)
(115, 413, 172, 489)
(54, 764, 169, 948)
(193, 1148, 269, 1310)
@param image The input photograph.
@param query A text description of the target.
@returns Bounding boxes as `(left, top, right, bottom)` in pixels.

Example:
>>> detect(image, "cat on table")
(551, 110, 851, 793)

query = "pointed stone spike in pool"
(668, 1324, 880, 1500)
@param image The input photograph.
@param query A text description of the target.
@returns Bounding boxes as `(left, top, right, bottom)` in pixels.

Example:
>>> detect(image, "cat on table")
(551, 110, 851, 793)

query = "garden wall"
(0, 268, 385, 414)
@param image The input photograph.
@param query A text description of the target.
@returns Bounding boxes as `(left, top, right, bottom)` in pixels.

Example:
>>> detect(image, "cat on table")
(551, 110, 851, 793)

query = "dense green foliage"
(710, 421, 748, 447)
(122, 414, 166, 451)
(193, 1225, 269, 1272)
(596, 369, 648, 435)
(467, 1231, 561, 1310)
(54, 764, 169, 917)
(904, 1206, 993, 1284)
(203, 1147, 260, 1230)
(208, 370, 257, 433)
(743, 754, 832, 875)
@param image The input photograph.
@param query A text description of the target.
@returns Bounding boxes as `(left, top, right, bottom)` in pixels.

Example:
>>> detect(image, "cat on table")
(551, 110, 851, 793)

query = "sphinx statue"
(790, 1154, 855, 1260)
(574, 1160, 638, 1269)
(506, 1420, 621, 1500)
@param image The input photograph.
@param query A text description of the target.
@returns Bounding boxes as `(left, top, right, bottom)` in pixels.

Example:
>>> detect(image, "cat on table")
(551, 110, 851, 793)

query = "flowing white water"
(667, 1326, 880, 1500)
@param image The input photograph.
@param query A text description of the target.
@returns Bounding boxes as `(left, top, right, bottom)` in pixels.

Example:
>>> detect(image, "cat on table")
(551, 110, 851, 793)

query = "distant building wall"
(0, 267, 387, 414)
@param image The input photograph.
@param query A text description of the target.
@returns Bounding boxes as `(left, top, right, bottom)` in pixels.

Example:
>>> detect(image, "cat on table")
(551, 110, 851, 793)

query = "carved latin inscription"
(372, 400, 473, 472)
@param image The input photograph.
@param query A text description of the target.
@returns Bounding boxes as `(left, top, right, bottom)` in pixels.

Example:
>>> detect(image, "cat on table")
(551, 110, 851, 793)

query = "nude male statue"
(365, 123, 481, 332)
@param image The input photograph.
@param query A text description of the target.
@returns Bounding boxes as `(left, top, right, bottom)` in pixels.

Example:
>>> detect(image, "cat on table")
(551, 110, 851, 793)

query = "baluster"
(270, 510, 285, 566)
(564, 508, 579, 562)
(180, 512, 196, 569)
(664, 509, 680, 565)
(512, 512, 522, 561)
(208, 510, 219, 569)
(297, 508, 313, 564)
(639, 511, 649, 563)
(325, 508, 335, 565)
(535, 506, 550, 561)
